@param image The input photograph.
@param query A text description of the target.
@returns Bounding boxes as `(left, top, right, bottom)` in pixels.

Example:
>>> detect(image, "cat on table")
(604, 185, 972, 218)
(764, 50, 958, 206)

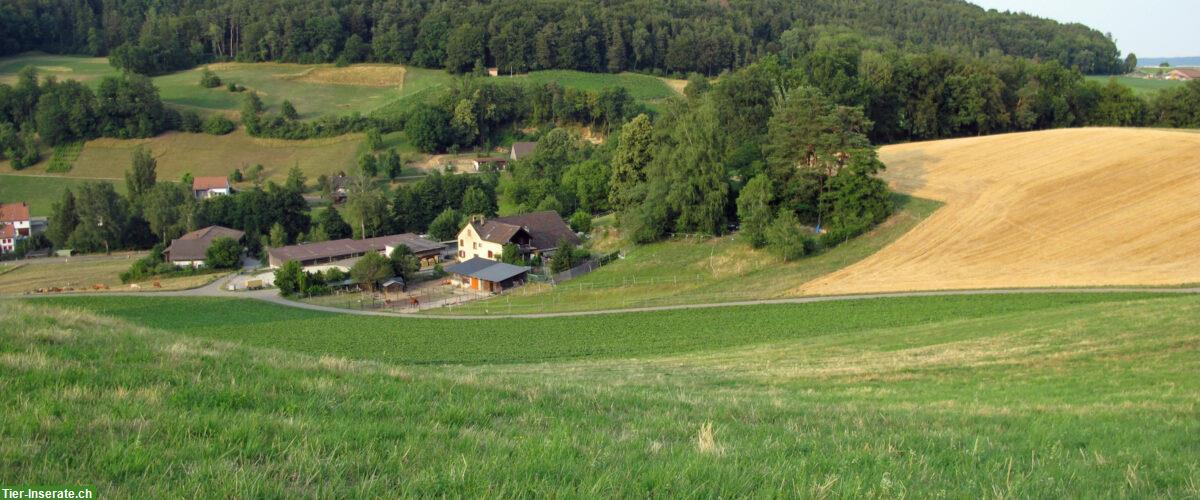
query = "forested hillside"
(0, 0, 1125, 76)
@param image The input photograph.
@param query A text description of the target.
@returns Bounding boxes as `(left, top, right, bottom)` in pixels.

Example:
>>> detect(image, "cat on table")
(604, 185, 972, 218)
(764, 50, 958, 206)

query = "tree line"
(1, 0, 1126, 77)
(0, 67, 174, 168)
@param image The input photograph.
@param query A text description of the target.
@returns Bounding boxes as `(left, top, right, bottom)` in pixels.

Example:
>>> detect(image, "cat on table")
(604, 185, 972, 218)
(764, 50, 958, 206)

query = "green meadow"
(0, 53, 679, 118)
(0, 174, 126, 216)
(4, 292, 1198, 496)
(1086, 75, 1184, 96)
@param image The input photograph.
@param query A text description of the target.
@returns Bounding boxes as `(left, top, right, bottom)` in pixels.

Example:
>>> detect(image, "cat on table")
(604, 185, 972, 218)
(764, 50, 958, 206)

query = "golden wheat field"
(800, 128, 1200, 295)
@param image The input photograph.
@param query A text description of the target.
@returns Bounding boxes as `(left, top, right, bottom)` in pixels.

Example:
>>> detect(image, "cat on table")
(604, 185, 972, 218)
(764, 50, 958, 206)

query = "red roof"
(193, 176, 231, 191)
(0, 202, 30, 222)
(0, 224, 14, 239)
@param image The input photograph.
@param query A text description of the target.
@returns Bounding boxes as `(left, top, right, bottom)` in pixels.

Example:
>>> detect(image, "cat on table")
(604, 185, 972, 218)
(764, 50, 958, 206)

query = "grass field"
(154, 63, 453, 117)
(0, 54, 680, 118)
(0, 174, 127, 216)
(0, 255, 223, 294)
(2, 130, 365, 185)
(0, 53, 117, 85)
(435, 194, 940, 315)
(803, 128, 1200, 295)
(4, 292, 1197, 496)
(1085, 75, 1184, 96)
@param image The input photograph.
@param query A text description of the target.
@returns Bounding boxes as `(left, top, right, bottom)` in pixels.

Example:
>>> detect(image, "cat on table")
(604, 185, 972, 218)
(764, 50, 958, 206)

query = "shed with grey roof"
(444, 257, 530, 292)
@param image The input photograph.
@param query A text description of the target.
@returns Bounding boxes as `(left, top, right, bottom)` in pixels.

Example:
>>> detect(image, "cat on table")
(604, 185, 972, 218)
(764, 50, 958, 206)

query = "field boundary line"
(17, 284, 1198, 320)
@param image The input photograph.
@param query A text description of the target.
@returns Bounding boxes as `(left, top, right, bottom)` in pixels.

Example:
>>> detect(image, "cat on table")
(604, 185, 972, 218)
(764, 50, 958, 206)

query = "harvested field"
(801, 128, 1200, 294)
(285, 64, 407, 87)
(0, 255, 223, 294)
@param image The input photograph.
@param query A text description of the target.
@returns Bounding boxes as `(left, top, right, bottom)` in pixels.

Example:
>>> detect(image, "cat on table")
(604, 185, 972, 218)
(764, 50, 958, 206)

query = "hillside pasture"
(3, 130, 363, 185)
(6, 292, 1199, 496)
(0, 174, 126, 217)
(802, 128, 1200, 295)
(1085, 75, 1183, 96)
(0, 53, 117, 85)
(153, 63, 452, 117)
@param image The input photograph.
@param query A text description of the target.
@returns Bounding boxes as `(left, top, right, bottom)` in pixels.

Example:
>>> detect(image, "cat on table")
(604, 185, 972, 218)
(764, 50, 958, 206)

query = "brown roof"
(472, 211, 579, 250)
(0, 224, 14, 239)
(0, 202, 30, 222)
(193, 176, 230, 191)
(1170, 68, 1200, 79)
(177, 225, 245, 241)
(510, 142, 537, 160)
(268, 233, 443, 265)
(164, 225, 245, 262)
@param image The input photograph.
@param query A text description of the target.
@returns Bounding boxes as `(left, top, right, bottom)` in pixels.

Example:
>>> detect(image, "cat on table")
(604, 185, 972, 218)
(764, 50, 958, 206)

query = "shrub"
(199, 69, 222, 88)
(273, 261, 303, 296)
(568, 211, 592, 234)
(203, 116, 236, 135)
(766, 209, 815, 262)
(549, 241, 589, 273)
(204, 237, 242, 269)
(180, 111, 203, 133)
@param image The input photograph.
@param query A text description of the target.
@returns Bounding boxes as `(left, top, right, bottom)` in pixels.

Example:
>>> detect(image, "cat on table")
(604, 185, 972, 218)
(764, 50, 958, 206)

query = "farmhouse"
(163, 225, 245, 267)
(1166, 68, 1200, 81)
(510, 141, 537, 161)
(193, 176, 233, 199)
(456, 211, 579, 262)
(471, 157, 508, 171)
(444, 257, 530, 293)
(0, 202, 32, 254)
(267, 233, 443, 269)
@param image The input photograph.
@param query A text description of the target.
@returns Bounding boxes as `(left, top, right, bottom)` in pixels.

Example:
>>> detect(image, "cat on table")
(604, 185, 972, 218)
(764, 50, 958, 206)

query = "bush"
(203, 116, 236, 135)
(766, 209, 815, 262)
(568, 211, 592, 234)
(180, 111, 202, 133)
(199, 69, 222, 88)
(549, 241, 589, 273)
(204, 236, 241, 269)
(273, 261, 303, 296)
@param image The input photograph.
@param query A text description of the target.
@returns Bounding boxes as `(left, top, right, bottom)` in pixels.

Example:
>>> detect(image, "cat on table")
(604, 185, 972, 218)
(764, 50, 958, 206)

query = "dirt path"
(21, 278, 1198, 320)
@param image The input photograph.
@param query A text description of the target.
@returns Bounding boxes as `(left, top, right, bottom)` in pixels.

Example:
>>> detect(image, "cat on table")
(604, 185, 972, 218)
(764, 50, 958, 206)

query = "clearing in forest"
(801, 128, 1200, 295)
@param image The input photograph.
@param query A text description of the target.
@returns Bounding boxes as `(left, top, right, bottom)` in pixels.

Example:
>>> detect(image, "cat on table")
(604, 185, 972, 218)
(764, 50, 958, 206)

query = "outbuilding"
(444, 257, 530, 293)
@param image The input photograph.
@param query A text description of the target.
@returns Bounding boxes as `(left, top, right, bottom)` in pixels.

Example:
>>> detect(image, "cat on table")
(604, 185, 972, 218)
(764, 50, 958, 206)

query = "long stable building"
(267, 233, 444, 269)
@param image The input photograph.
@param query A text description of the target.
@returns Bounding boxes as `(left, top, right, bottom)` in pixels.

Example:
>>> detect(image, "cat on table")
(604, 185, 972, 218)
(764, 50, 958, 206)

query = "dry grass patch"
(0, 255, 224, 295)
(287, 64, 407, 87)
(802, 128, 1200, 294)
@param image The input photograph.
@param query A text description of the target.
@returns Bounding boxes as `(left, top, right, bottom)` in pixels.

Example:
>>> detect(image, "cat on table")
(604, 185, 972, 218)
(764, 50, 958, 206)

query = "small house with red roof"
(0, 202, 32, 254)
(193, 176, 233, 199)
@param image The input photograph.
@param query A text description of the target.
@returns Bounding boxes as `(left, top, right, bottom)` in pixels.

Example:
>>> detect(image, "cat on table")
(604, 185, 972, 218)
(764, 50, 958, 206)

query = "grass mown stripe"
(33, 292, 1175, 365)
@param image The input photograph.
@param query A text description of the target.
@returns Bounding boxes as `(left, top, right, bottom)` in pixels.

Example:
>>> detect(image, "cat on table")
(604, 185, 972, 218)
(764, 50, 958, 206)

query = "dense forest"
(1, 0, 1127, 76)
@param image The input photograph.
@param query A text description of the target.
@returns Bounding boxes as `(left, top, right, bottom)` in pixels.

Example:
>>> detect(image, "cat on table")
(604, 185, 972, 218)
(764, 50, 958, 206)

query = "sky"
(968, 0, 1199, 57)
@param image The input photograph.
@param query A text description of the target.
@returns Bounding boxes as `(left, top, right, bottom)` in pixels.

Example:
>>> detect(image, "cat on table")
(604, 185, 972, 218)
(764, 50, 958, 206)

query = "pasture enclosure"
(802, 128, 1200, 295)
